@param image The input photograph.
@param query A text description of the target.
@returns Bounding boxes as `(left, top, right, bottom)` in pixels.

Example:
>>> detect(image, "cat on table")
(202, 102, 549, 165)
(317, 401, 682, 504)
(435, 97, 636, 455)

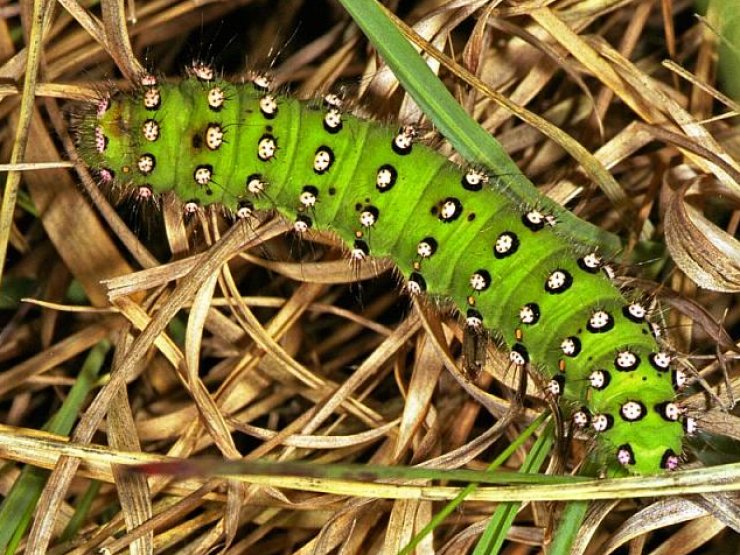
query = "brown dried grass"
(0, 1, 737, 553)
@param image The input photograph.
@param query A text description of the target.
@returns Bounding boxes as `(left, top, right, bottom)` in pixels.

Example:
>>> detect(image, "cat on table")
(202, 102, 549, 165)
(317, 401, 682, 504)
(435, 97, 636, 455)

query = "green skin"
(82, 75, 684, 475)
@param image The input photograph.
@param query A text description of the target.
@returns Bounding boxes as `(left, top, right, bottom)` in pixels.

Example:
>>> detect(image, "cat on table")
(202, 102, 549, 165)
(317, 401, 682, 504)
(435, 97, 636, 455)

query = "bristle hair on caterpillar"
(78, 61, 694, 476)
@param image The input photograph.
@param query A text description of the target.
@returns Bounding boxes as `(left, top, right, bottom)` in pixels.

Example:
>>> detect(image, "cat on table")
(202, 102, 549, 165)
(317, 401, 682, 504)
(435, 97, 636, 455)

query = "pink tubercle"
(665, 455, 680, 471)
(96, 96, 110, 118)
(191, 61, 215, 81)
(99, 168, 113, 184)
(136, 186, 153, 200)
(616, 448, 632, 466)
(140, 74, 157, 87)
(95, 127, 106, 153)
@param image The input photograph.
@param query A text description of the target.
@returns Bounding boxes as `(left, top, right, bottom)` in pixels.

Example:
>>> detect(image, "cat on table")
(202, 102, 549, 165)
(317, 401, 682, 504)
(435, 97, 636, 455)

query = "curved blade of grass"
(398, 414, 550, 555)
(0, 340, 110, 553)
(713, 0, 740, 100)
(472, 420, 555, 555)
(548, 500, 590, 555)
(0, 0, 46, 285)
(337, 0, 622, 255)
(132, 446, 581, 486)
(5, 427, 740, 499)
(59, 480, 103, 542)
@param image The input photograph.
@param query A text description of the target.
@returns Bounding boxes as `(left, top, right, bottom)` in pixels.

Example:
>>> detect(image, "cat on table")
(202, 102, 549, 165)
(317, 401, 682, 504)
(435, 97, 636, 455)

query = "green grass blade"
(548, 500, 590, 555)
(473, 421, 555, 555)
(340, 0, 521, 172)
(398, 413, 550, 555)
(43, 340, 111, 434)
(59, 480, 103, 542)
(0, 340, 110, 552)
(0, 468, 48, 555)
(135, 453, 583, 486)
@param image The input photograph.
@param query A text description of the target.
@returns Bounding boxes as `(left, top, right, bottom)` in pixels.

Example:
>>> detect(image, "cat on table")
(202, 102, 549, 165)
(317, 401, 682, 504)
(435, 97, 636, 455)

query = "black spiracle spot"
(376, 164, 398, 192)
(493, 232, 519, 259)
(466, 308, 483, 325)
(519, 302, 540, 325)
(586, 311, 615, 333)
(470, 269, 492, 292)
(359, 205, 380, 227)
(313, 146, 335, 175)
(544, 269, 573, 294)
(353, 239, 369, 256)
(660, 449, 679, 470)
(549, 374, 565, 396)
(295, 214, 313, 230)
(522, 210, 546, 231)
(437, 197, 463, 223)
(561, 336, 582, 357)
(409, 272, 427, 292)
(618, 444, 636, 466)
(417, 237, 438, 258)
(615, 351, 640, 372)
(510, 343, 529, 364)
(461, 171, 486, 192)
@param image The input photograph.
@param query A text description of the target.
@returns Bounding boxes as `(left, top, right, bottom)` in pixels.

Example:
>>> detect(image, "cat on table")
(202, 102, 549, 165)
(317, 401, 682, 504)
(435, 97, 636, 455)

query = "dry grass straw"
(0, 1, 737, 553)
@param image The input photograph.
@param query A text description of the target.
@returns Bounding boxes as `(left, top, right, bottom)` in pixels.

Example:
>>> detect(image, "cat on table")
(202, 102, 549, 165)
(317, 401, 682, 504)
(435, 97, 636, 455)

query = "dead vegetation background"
(0, 0, 738, 553)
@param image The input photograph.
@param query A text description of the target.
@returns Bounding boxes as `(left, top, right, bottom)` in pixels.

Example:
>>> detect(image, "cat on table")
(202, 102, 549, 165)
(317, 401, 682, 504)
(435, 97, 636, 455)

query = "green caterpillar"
(78, 62, 696, 476)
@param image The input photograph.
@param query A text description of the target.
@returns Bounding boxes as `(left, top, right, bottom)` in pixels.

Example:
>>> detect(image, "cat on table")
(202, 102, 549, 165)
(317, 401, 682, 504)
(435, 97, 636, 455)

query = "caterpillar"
(77, 61, 696, 476)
